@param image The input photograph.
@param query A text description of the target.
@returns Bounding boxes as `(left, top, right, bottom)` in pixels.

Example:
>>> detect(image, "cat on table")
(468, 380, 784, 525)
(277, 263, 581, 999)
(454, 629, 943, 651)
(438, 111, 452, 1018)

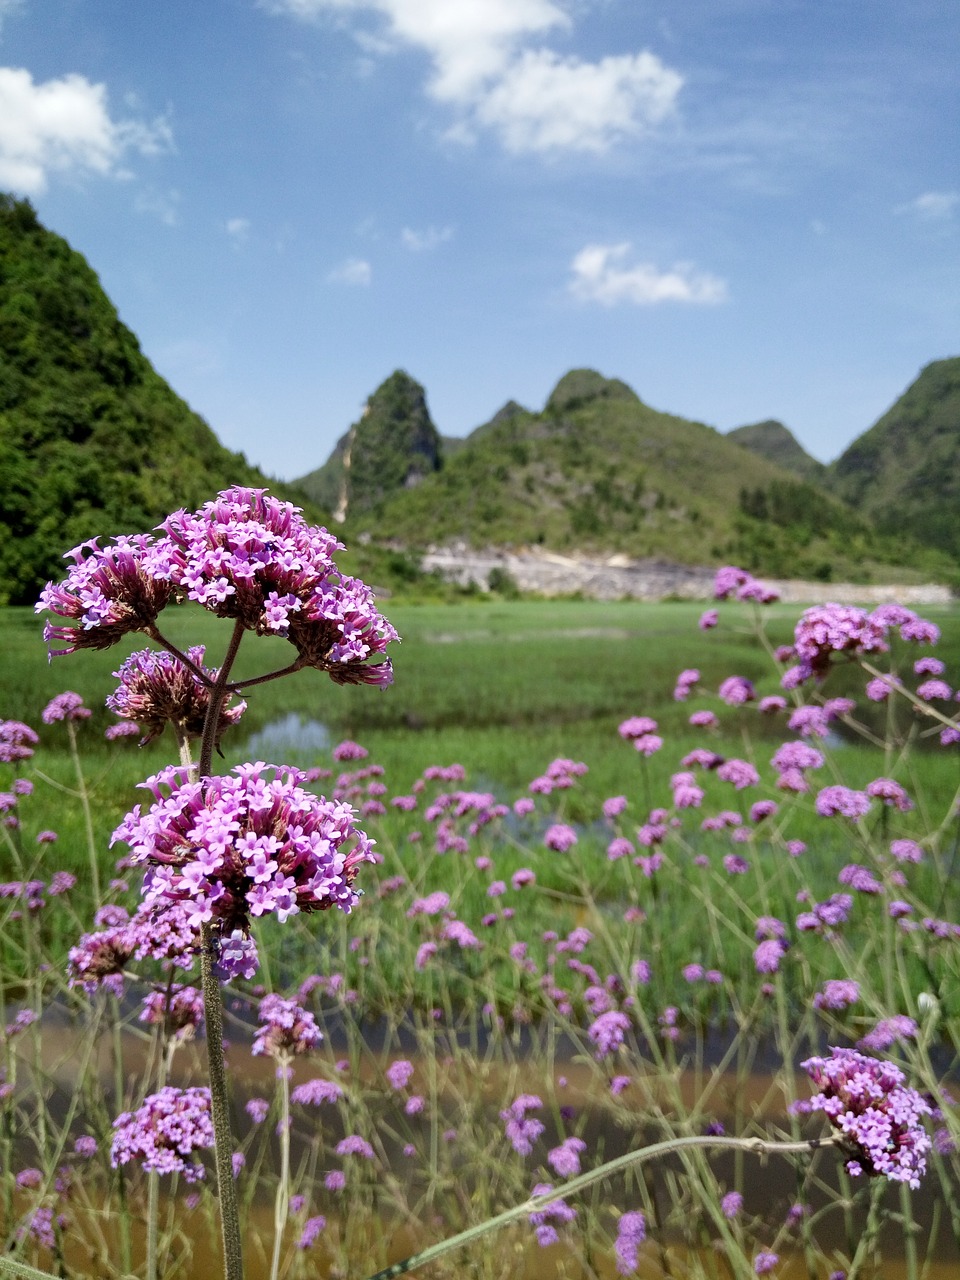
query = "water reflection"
(241, 713, 330, 761)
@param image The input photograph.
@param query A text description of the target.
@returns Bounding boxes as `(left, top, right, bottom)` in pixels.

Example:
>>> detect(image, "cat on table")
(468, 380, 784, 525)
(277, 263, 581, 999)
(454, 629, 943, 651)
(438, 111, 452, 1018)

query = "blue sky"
(1, 0, 957, 481)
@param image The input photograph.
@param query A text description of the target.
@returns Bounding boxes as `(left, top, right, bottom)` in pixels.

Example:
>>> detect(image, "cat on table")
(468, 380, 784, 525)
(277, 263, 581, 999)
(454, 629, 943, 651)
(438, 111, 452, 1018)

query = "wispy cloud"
(225, 216, 251, 242)
(400, 224, 453, 251)
(0, 66, 172, 194)
(895, 191, 959, 222)
(569, 242, 727, 306)
(264, 0, 681, 154)
(328, 255, 372, 285)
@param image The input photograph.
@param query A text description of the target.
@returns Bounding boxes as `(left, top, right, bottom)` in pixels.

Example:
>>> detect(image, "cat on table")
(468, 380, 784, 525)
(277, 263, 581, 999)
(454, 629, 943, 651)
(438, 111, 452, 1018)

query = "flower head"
(107, 646, 245, 746)
(800, 1047, 931, 1188)
(150, 487, 397, 686)
(111, 763, 375, 971)
(37, 535, 174, 657)
(111, 1087, 213, 1181)
(252, 994, 321, 1059)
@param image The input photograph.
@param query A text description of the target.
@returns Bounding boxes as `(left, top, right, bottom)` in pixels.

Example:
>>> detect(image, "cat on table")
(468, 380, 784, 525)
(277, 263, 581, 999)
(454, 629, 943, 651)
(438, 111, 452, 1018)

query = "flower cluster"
(110, 762, 375, 973)
(251, 994, 321, 1060)
(0, 720, 38, 762)
(798, 1048, 932, 1188)
(36, 488, 398, 686)
(149, 487, 397, 685)
(107, 646, 246, 746)
(111, 1087, 214, 1181)
(36, 534, 174, 656)
(139, 985, 205, 1042)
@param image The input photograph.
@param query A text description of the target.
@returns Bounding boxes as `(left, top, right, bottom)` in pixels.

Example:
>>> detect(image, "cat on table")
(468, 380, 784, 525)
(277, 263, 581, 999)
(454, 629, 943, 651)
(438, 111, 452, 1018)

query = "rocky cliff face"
(296, 369, 443, 519)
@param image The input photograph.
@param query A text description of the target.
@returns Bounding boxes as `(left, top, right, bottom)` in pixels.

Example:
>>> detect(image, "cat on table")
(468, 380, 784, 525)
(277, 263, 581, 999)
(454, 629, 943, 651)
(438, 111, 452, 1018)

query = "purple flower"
(335, 1135, 375, 1159)
(793, 603, 888, 677)
(917, 679, 952, 701)
(718, 676, 755, 705)
(139, 985, 205, 1041)
(291, 1078, 343, 1106)
(754, 1252, 779, 1274)
(111, 762, 375, 963)
(546, 1136, 587, 1178)
(716, 758, 760, 790)
(614, 1210, 646, 1274)
(0, 720, 39, 762)
(246, 1097, 270, 1123)
(720, 1191, 743, 1219)
(588, 1010, 631, 1058)
(111, 1087, 213, 1181)
(689, 709, 720, 729)
(815, 786, 871, 819)
(758, 695, 786, 714)
(501, 1095, 544, 1156)
(699, 609, 719, 630)
(714, 566, 751, 600)
(150, 488, 398, 686)
(544, 823, 578, 852)
(800, 1047, 931, 1188)
(753, 939, 786, 974)
(813, 979, 860, 1010)
(618, 716, 657, 740)
(252, 994, 321, 1059)
(857, 1015, 918, 1051)
(297, 1216, 326, 1249)
(386, 1059, 414, 1090)
(36, 534, 174, 657)
(42, 691, 92, 723)
(890, 839, 923, 863)
(787, 705, 829, 738)
(107, 646, 245, 747)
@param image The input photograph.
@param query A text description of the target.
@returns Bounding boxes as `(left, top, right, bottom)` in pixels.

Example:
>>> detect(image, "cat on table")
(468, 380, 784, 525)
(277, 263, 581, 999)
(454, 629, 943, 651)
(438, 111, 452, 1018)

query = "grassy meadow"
(3, 593, 960, 1279)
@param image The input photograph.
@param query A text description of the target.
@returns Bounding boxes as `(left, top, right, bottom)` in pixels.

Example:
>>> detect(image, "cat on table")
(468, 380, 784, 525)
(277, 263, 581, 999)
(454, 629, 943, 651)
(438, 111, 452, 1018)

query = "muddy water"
(16, 1008, 960, 1279)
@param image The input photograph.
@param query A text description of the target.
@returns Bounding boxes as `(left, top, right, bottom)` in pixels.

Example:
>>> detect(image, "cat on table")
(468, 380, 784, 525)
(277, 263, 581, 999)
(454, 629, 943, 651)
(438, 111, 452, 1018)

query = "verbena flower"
(0, 720, 38, 762)
(799, 1047, 931, 1188)
(501, 1095, 544, 1156)
(139, 986, 205, 1042)
(252, 994, 321, 1059)
(107, 646, 245, 746)
(792, 603, 888, 680)
(291, 1078, 343, 1106)
(36, 535, 174, 657)
(42, 692, 91, 723)
(614, 1210, 646, 1274)
(718, 676, 755, 705)
(111, 762, 375, 973)
(111, 1087, 213, 1181)
(547, 1136, 586, 1178)
(149, 487, 397, 686)
(720, 1191, 743, 1219)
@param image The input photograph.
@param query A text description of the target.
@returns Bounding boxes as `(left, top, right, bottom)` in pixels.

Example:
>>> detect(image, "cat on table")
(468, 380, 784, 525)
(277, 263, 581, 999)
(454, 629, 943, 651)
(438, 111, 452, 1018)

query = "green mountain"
(0, 195, 302, 606)
(337, 368, 945, 584)
(829, 357, 960, 558)
(727, 419, 826, 483)
(296, 370, 442, 519)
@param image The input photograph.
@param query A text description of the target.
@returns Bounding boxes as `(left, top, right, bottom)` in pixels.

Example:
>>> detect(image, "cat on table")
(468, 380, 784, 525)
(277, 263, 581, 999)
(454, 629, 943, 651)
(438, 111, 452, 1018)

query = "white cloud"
(226, 216, 251, 241)
(895, 191, 959, 222)
(134, 187, 180, 226)
(569, 242, 727, 306)
(264, 0, 681, 154)
(328, 256, 372, 285)
(0, 66, 172, 195)
(475, 48, 681, 153)
(400, 223, 453, 250)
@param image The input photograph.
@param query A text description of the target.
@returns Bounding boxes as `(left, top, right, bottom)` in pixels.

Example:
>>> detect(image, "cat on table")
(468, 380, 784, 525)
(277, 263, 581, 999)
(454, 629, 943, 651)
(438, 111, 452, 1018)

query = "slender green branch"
(225, 661, 306, 693)
(199, 618, 246, 777)
(363, 1132, 842, 1280)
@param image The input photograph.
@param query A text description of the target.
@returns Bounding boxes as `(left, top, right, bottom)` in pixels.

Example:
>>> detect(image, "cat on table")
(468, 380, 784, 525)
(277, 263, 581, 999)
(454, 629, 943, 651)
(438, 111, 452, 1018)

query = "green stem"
(362, 1132, 841, 1280)
(200, 924, 245, 1280)
(66, 719, 100, 903)
(268, 1057, 292, 1280)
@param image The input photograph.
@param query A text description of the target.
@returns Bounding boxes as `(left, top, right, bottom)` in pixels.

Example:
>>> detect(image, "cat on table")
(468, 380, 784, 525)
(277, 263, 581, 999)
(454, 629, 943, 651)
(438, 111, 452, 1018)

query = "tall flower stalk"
(35, 487, 398, 1280)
